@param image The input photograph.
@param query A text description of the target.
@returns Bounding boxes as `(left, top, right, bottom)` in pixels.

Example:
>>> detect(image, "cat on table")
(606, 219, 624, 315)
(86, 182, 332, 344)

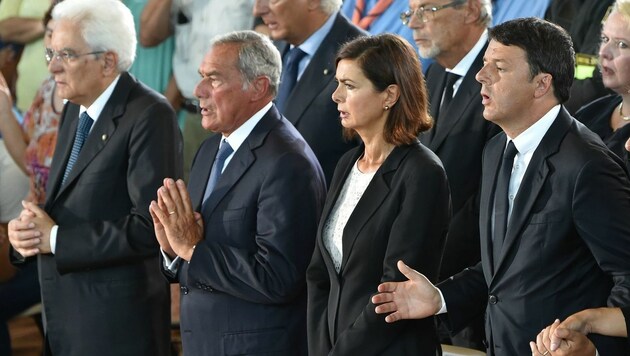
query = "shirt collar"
(292, 11, 338, 57)
(222, 101, 273, 152)
(510, 104, 561, 155)
(80, 74, 121, 125)
(448, 30, 488, 77)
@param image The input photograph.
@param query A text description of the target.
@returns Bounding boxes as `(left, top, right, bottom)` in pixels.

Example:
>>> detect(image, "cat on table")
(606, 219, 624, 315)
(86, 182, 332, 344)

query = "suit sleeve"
(186, 151, 325, 304)
(572, 157, 630, 307)
(437, 262, 488, 334)
(329, 158, 451, 355)
(54, 101, 182, 273)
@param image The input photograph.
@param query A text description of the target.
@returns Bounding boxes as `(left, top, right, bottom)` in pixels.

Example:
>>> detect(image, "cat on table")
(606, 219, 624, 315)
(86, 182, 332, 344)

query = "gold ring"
(168, 211, 176, 215)
(542, 351, 549, 356)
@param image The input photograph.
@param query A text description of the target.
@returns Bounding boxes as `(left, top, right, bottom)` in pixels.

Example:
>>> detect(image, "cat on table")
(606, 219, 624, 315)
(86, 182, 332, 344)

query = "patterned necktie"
(202, 139, 234, 205)
(62, 112, 93, 185)
(492, 140, 518, 268)
(352, 0, 393, 30)
(276, 47, 307, 113)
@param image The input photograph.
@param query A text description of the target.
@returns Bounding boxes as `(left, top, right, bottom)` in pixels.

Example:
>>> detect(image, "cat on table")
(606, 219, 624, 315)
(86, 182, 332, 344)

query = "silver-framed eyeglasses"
(400, 0, 466, 25)
(45, 48, 105, 63)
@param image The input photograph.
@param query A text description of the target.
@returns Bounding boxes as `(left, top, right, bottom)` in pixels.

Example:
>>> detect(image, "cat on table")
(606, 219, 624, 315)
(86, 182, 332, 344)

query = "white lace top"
(323, 159, 376, 273)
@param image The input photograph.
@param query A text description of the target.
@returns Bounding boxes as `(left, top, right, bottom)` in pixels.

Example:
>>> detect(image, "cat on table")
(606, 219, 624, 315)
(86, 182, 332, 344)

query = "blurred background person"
(545, 0, 615, 114)
(141, 0, 255, 182)
(572, 0, 630, 173)
(0, 6, 60, 354)
(253, 0, 365, 185)
(0, 137, 30, 356)
(0, 0, 49, 113)
(123, 0, 174, 94)
(340, 0, 432, 72)
(307, 34, 450, 355)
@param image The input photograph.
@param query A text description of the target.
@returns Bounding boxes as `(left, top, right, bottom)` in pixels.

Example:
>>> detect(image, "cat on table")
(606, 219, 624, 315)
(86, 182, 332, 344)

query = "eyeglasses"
(45, 48, 105, 63)
(400, 0, 466, 25)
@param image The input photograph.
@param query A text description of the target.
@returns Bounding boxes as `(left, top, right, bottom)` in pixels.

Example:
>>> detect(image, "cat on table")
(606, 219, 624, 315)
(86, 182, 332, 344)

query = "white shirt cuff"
(50, 225, 59, 254)
(161, 248, 181, 273)
(436, 287, 447, 314)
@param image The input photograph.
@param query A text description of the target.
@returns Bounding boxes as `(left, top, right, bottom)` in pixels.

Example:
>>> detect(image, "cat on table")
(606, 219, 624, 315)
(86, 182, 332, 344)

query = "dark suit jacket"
(15, 72, 182, 356)
(420, 46, 500, 280)
(277, 13, 366, 185)
(174, 105, 326, 355)
(439, 108, 630, 355)
(575, 94, 630, 173)
(307, 142, 451, 355)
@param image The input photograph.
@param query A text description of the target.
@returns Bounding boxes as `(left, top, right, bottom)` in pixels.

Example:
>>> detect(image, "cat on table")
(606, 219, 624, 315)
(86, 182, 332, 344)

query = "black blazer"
(174, 105, 327, 355)
(575, 94, 630, 173)
(421, 45, 500, 280)
(24, 73, 182, 356)
(439, 108, 630, 355)
(277, 13, 366, 185)
(307, 142, 451, 355)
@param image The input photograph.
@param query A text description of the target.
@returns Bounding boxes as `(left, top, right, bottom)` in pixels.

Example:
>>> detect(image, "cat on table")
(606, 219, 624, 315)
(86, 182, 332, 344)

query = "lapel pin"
(323, 69, 329, 75)
(102, 134, 107, 141)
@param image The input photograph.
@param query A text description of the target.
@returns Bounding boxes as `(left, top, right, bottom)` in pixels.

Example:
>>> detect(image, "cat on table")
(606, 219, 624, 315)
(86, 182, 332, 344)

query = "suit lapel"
(339, 146, 409, 273)
(480, 135, 505, 281)
(492, 109, 571, 280)
(316, 147, 361, 276)
(281, 14, 348, 126)
(53, 74, 134, 200)
(424, 45, 487, 151)
(46, 104, 78, 208)
(419, 67, 446, 146)
(200, 106, 281, 217)
(188, 136, 221, 211)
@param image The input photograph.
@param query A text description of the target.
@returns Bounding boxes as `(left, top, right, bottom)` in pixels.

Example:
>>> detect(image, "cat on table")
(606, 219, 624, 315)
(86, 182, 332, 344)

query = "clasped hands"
(149, 178, 203, 262)
(8, 201, 55, 257)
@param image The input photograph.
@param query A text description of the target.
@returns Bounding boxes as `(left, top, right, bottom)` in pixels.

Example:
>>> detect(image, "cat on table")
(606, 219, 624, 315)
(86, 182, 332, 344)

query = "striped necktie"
(62, 112, 93, 185)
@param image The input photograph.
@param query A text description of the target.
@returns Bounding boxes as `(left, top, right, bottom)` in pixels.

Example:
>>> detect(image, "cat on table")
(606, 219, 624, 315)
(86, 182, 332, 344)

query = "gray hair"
(477, 0, 493, 27)
(320, 0, 342, 14)
(52, 0, 136, 71)
(211, 31, 282, 97)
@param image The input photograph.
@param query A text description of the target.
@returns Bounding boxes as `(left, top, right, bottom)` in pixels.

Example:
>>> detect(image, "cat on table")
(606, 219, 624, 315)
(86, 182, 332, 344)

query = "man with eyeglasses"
(402, 0, 498, 350)
(7, 0, 182, 355)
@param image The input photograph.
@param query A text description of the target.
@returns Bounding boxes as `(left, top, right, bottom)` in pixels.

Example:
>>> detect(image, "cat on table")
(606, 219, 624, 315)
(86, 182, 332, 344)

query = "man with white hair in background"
(7, 0, 182, 354)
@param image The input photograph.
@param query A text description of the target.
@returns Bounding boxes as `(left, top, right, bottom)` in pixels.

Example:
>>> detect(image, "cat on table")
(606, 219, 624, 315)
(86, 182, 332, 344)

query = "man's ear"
(533, 73, 553, 99)
(102, 51, 118, 75)
(250, 76, 271, 101)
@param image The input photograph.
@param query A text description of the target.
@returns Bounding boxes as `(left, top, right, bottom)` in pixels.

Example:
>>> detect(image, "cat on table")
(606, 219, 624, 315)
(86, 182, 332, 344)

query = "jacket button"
(488, 294, 498, 304)
(180, 286, 189, 295)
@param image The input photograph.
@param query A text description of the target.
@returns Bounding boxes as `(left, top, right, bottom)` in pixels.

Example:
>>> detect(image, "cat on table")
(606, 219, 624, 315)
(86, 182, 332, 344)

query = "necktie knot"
(437, 72, 461, 121)
(202, 139, 234, 205)
(216, 139, 234, 163)
(62, 112, 93, 185)
(503, 140, 518, 162)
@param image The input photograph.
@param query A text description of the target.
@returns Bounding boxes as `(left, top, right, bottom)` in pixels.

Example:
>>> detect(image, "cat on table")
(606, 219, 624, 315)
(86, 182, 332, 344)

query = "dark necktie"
(439, 72, 461, 118)
(276, 47, 307, 113)
(202, 139, 234, 205)
(62, 112, 93, 185)
(492, 140, 518, 267)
